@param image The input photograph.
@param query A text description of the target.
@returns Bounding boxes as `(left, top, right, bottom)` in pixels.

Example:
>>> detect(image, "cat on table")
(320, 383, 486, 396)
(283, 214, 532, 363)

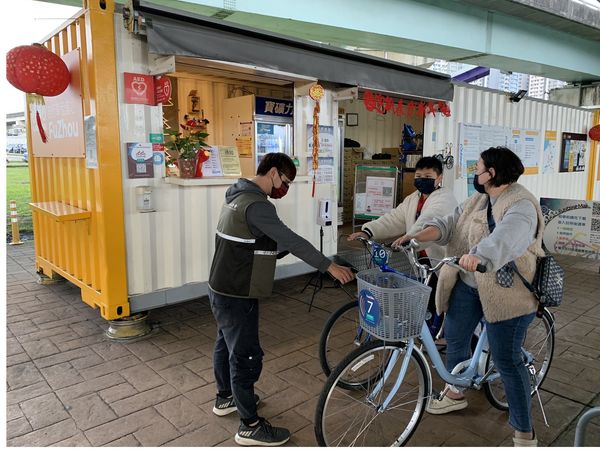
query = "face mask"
(270, 183, 289, 199)
(473, 172, 487, 194)
(270, 172, 290, 199)
(413, 178, 437, 195)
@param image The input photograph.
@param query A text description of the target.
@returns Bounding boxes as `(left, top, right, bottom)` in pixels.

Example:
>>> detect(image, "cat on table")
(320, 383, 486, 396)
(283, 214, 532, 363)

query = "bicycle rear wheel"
(484, 308, 555, 410)
(315, 340, 430, 446)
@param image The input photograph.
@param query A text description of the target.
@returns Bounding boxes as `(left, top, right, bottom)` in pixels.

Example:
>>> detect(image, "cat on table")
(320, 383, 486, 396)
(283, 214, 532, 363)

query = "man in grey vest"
(208, 153, 354, 446)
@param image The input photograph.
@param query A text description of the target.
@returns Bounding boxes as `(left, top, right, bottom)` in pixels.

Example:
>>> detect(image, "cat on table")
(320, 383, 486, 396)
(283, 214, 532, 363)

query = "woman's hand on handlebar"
(347, 231, 369, 241)
(459, 254, 487, 273)
(391, 235, 412, 249)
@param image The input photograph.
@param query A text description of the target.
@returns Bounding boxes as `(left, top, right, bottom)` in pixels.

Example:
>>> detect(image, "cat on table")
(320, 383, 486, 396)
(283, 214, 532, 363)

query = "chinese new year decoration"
(362, 89, 451, 118)
(6, 44, 71, 143)
(309, 84, 325, 197)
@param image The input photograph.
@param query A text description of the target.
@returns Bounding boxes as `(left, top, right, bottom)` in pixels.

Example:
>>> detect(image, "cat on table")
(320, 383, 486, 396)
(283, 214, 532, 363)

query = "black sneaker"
(235, 418, 290, 446)
(213, 394, 260, 416)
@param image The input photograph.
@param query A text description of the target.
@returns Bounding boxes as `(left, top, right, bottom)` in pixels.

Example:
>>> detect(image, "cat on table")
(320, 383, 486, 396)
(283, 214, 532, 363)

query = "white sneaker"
(513, 432, 537, 447)
(425, 395, 468, 414)
(513, 436, 537, 446)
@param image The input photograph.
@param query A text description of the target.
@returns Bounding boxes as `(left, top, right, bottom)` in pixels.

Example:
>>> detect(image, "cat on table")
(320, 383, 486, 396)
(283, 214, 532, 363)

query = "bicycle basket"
(356, 268, 431, 341)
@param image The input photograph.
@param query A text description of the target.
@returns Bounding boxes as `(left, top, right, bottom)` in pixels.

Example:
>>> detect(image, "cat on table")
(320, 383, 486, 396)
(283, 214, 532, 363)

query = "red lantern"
(589, 124, 600, 141)
(6, 44, 70, 96)
(6, 44, 71, 143)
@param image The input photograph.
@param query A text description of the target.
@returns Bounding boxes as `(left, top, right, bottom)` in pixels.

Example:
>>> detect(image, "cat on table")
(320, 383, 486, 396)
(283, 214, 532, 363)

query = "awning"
(138, 2, 453, 101)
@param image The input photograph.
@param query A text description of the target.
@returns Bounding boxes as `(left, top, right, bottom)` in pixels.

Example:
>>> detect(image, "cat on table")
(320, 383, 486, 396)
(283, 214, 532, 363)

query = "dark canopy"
(139, 1, 453, 101)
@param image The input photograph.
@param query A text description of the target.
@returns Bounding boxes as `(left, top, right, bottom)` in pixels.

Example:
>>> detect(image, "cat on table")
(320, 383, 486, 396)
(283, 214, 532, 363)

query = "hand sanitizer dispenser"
(317, 198, 332, 226)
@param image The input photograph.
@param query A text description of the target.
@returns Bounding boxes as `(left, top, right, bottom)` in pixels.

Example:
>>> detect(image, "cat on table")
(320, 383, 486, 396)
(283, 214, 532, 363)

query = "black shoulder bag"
(487, 200, 563, 317)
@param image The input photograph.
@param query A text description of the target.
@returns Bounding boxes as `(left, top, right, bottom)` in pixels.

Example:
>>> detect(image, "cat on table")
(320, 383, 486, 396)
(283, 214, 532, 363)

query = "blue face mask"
(413, 177, 437, 195)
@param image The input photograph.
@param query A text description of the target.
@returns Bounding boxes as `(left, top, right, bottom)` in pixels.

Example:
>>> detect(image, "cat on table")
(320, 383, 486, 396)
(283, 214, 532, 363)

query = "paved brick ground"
(5, 241, 600, 446)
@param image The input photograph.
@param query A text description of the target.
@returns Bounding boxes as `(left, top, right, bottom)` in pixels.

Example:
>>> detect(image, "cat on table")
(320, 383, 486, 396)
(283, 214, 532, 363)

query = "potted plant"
(163, 127, 209, 178)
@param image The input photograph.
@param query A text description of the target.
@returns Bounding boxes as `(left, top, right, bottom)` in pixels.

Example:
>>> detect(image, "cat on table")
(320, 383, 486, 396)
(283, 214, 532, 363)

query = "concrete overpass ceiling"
(41, 0, 600, 82)
(460, 0, 600, 40)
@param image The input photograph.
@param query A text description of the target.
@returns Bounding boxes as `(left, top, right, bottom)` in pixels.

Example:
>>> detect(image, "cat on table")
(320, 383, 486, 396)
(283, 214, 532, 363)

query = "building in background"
(430, 60, 566, 100)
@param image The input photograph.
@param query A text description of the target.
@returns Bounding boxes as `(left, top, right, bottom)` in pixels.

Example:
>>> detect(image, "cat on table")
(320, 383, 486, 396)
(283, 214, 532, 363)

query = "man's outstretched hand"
(327, 263, 355, 284)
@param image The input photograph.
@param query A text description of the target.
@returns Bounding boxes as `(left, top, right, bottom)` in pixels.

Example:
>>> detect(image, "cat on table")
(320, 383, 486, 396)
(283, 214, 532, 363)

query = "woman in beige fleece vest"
(394, 147, 544, 447)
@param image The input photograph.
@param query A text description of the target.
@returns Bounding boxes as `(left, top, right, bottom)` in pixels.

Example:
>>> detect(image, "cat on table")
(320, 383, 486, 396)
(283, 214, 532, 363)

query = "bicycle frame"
(368, 319, 504, 412)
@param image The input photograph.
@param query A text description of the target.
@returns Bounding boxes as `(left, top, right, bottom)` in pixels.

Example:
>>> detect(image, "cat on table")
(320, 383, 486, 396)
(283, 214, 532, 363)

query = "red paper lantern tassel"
(35, 110, 47, 143)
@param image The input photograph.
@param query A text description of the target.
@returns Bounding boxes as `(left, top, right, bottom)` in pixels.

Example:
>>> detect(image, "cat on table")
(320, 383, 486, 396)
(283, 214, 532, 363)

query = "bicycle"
(318, 237, 444, 387)
(314, 238, 555, 446)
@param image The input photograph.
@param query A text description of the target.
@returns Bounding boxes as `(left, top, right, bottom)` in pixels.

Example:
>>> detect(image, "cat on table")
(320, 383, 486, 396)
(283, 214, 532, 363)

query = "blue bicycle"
(318, 237, 445, 389)
(315, 238, 555, 446)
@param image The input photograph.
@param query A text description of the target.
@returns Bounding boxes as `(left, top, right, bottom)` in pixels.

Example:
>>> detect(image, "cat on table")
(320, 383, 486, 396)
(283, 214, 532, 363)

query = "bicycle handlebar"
(356, 236, 487, 274)
(355, 235, 399, 251)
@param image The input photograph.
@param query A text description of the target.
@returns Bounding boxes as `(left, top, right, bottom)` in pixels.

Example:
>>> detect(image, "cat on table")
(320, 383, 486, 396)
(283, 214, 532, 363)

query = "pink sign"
(124, 72, 155, 105)
(154, 76, 172, 104)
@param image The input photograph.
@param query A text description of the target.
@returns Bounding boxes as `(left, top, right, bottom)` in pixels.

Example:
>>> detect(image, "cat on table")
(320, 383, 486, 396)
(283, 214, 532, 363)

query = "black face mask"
(473, 172, 488, 194)
(413, 178, 437, 195)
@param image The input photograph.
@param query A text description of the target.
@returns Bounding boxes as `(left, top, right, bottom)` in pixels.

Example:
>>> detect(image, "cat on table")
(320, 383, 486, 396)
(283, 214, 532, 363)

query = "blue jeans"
(444, 279, 536, 433)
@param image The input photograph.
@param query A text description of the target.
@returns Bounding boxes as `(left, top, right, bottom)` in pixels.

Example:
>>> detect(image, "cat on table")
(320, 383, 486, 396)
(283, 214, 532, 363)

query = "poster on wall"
(516, 130, 540, 174)
(84, 115, 98, 169)
(365, 176, 395, 216)
(458, 123, 508, 178)
(307, 125, 335, 157)
(540, 198, 600, 260)
(560, 133, 587, 172)
(466, 160, 478, 197)
(542, 131, 557, 174)
(458, 123, 541, 177)
(127, 142, 154, 178)
(307, 156, 335, 184)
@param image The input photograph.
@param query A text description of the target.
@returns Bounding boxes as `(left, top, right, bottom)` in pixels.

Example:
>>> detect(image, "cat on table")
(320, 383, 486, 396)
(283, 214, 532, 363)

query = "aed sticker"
(153, 152, 164, 165)
(359, 289, 380, 327)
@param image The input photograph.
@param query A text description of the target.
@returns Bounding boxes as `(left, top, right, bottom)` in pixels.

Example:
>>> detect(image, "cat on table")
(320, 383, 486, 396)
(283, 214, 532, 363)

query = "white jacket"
(362, 186, 458, 262)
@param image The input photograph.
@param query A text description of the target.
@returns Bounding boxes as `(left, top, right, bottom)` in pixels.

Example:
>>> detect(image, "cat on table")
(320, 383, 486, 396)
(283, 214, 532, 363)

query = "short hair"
(415, 156, 443, 175)
(256, 153, 297, 181)
(480, 146, 524, 186)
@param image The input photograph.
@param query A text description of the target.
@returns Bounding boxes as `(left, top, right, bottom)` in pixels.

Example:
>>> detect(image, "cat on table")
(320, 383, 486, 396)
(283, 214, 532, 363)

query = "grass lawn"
(6, 163, 33, 236)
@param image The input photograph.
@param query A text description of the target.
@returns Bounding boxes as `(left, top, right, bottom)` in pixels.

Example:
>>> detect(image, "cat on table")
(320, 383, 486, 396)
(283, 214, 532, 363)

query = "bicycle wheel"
(484, 308, 555, 410)
(319, 300, 377, 389)
(315, 340, 430, 447)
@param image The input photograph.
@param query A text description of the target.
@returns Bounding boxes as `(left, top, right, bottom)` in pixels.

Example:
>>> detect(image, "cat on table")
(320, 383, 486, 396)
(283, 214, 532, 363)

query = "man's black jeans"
(209, 288, 263, 421)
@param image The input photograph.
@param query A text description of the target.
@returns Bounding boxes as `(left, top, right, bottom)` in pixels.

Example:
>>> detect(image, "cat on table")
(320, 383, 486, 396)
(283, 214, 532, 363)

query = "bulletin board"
(457, 123, 541, 178)
(353, 165, 398, 231)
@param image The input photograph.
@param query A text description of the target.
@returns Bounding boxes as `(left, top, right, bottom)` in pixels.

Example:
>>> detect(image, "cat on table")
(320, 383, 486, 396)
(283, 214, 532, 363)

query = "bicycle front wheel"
(315, 340, 430, 447)
(484, 308, 555, 410)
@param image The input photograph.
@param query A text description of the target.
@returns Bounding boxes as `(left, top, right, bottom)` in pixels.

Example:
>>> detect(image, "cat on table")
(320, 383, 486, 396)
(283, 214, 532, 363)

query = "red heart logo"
(131, 81, 147, 97)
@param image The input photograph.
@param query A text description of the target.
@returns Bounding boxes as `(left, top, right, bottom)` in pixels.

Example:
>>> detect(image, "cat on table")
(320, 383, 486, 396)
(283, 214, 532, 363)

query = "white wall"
(424, 84, 595, 203)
